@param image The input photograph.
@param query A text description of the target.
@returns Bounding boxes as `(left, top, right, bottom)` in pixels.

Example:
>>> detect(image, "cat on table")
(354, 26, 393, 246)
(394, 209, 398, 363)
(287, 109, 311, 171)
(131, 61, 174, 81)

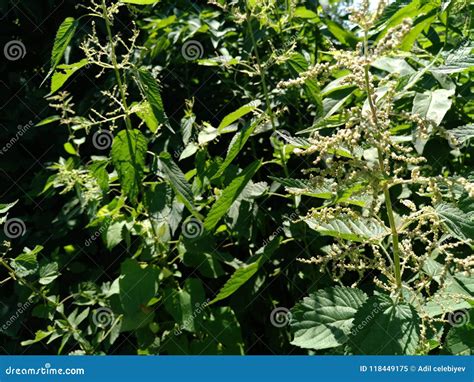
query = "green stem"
(246, 10, 276, 130)
(363, 31, 402, 295)
(0, 258, 91, 353)
(101, 0, 160, 241)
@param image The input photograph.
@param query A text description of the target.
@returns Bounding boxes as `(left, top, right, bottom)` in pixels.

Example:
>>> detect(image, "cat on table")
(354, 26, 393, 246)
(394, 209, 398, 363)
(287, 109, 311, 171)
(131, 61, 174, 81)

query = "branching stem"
(363, 30, 403, 296)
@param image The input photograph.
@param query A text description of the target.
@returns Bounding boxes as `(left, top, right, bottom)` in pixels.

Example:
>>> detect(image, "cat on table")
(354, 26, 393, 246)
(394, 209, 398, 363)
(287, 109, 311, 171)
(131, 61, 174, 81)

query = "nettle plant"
(0, 0, 472, 356)
(282, 2, 474, 354)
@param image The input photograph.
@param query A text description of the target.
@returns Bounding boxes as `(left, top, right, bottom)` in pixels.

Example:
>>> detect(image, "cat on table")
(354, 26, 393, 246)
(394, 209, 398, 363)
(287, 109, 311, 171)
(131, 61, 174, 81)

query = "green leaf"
(164, 278, 206, 333)
(209, 237, 280, 304)
(134, 101, 159, 133)
(212, 118, 263, 180)
(21, 329, 54, 346)
(324, 19, 359, 47)
(412, 89, 454, 126)
(209, 262, 259, 305)
(39, 262, 59, 285)
(399, 11, 437, 51)
(35, 116, 61, 127)
(217, 101, 261, 133)
(445, 320, 474, 355)
(305, 216, 389, 243)
(436, 203, 474, 241)
(48, 18, 78, 76)
(433, 42, 474, 74)
(348, 294, 421, 355)
(63, 142, 77, 155)
(136, 68, 172, 132)
(10, 246, 42, 277)
(422, 260, 473, 316)
(104, 220, 127, 250)
(50, 59, 88, 95)
(111, 129, 148, 202)
(287, 53, 323, 114)
(376, 0, 438, 39)
(204, 160, 261, 231)
(190, 307, 244, 355)
(0, 200, 17, 214)
(159, 152, 200, 218)
(182, 251, 224, 279)
(447, 124, 474, 145)
(119, 258, 158, 315)
(372, 57, 415, 76)
(290, 287, 367, 350)
(270, 177, 333, 199)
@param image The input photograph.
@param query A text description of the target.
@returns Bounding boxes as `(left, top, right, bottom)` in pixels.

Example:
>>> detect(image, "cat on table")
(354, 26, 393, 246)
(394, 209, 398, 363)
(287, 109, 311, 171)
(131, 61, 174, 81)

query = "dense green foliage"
(0, 0, 473, 355)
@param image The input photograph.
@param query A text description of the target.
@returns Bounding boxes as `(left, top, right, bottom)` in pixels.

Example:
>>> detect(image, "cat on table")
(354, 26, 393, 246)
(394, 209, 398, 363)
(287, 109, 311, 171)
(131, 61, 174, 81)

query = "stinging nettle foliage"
(283, 0, 474, 354)
(0, 0, 472, 355)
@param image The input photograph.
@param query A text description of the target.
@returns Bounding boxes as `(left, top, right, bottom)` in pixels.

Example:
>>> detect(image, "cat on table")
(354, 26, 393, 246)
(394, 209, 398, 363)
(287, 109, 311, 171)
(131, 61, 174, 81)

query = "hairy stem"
(101, 0, 160, 241)
(246, 10, 276, 130)
(363, 31, 403, 295)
